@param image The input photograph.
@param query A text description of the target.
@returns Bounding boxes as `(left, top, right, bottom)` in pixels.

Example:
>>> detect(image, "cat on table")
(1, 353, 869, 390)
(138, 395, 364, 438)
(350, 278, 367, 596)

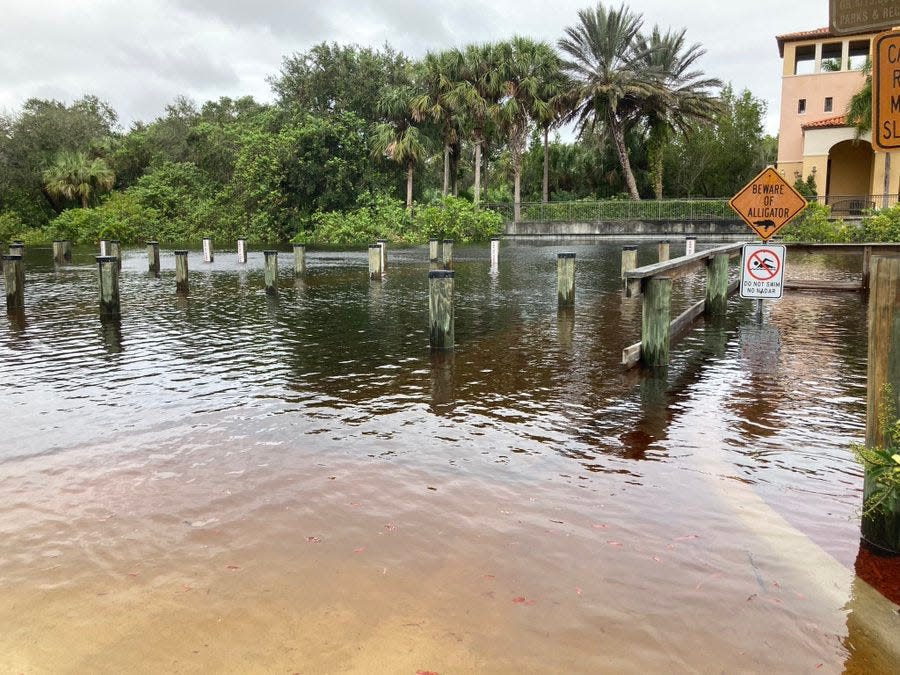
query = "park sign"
(830, 0, 900, 36)
(874, 30, 900, 151)
(729, 167, 808, 241)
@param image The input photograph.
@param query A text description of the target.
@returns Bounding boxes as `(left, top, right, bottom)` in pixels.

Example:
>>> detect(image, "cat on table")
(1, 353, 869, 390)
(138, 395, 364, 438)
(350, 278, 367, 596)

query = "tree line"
(0, 2, 776, 244)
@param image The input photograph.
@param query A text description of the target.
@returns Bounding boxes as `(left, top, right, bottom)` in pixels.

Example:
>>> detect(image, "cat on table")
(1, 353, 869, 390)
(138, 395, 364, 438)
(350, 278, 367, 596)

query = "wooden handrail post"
(705, 254, 730, 316)
(641, 277, 672, 367)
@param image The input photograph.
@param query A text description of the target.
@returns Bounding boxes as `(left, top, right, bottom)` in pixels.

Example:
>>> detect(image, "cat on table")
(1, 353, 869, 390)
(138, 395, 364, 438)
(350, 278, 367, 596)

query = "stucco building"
(776, 27, 900, 213)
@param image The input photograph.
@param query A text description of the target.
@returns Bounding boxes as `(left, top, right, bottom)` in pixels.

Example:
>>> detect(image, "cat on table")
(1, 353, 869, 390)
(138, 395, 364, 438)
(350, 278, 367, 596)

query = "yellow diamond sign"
(729, 167, 808, 241)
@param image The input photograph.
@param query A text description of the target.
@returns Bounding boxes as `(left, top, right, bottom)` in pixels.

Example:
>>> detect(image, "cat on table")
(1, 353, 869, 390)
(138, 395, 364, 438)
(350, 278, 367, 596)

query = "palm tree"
(373, 86, 430, 209)
(532, 72, 574, 203)
(559, 2, 662, 200)
(411, 50, 465, 196)
(451, 43, 503, 205)
(43, 151, 115, 208)
(492, 37, 562, 222)
(846, 59, 889, 208)
(637, 27, 722, 200)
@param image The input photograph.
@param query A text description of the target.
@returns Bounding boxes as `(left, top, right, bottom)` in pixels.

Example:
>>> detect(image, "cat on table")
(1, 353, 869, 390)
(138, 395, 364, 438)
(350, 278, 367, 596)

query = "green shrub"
(0, 211, 24, 241)
(781, 202, 856, 242)
(862, 205, 900, 242)
(414, 196, 503, 242)
(298, 192, 414, 247)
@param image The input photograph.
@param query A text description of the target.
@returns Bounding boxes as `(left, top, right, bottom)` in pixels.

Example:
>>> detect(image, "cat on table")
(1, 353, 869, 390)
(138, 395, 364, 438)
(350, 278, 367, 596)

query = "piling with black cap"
(3, 254, 24, 313)
(175, 250, 189, 294)
(53, 240, 72, 264)
(237, 239, 248, 264)
(429, 269, 455, 351)
(490, 237, 500, 268)
(9, 241, 24, 257)
(147, 241, 160, 275)
(203, 237, 214, 263)
(429, 238, 441, 262)
(685, 237, 697, 256)
(442, 240, 454, 268)
(96, 255, 120, 316)
(557, 252, 576, 308)
(368, 244, 382, 280)
(293, 243, 306, 276)
(657, 240, 670, 263)
(264, 250, 278, 295)
(109, 240, 122, 270)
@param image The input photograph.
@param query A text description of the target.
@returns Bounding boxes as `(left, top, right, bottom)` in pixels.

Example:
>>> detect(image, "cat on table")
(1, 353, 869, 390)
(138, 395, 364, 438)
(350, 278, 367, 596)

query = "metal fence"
(482, 195, 899, 223)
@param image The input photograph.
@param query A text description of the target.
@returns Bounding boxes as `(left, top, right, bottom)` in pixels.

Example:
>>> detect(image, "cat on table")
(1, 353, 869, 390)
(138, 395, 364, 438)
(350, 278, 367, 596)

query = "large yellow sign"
(729, 168, 808, 242)
(874, 30, 900, 151)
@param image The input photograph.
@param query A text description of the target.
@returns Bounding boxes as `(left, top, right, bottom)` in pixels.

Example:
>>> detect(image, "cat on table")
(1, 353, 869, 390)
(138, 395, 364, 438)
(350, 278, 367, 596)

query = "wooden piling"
(293, 243, 306, 276)
(147, 241, 160, 275)
(368, 244, 383, 280)
(705, 254, 730, 316)
(641, 277, 672, 367)
(377, 239, 388, 271)
(2, 254, 25, 313)
(9, 241, 24, 257)
(658, 240, 670, 263)
(109, 240, 121, 270)
(99, 239, 109, 257)
(96, 255, 120, 316)
(490, 237, 500, 268)
(621, 245, 638, 281)
(442, 240, 454, 268)
(264, 250, 278, 295)
(862, 255, 900, 554)
(237, 239, 248, 264)
(557, 253, 576, 308)
(53, 240, 72, 264)
(203, 237, 214, 263)
(429, 238, 441, 262)
(862, 245, 872, 291)
(175, 250, 189, 294)
(429, 270, 454, 351)
(685, 237, 697, 256)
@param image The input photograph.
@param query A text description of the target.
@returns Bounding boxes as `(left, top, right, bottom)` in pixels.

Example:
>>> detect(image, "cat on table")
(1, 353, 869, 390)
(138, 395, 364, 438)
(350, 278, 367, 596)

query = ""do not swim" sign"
(740, 244, 786, 300)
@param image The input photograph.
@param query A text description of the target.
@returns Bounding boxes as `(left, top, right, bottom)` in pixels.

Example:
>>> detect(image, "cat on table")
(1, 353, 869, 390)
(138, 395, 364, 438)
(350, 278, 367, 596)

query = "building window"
(825, 97, 833, 112)
(794, 45, 816, 75)
(849, 40, 870, 70)
(798, 99, 807, 114)
(821, 42, 843, 71)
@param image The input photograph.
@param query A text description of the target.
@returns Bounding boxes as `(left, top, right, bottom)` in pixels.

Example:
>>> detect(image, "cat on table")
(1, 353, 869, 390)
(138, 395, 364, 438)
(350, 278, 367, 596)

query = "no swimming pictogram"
(740, 244, 786, 300)
(746, 248, 781, 281)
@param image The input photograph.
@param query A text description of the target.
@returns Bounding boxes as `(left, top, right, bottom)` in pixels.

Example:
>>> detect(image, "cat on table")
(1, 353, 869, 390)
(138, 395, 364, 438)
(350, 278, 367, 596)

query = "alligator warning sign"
(729, 167, 808, 241)
(741, 244, 786, 300)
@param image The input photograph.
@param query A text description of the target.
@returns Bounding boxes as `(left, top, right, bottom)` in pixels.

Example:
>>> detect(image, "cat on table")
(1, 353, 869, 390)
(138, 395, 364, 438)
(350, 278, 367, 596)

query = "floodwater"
(1, 241, 898, 674)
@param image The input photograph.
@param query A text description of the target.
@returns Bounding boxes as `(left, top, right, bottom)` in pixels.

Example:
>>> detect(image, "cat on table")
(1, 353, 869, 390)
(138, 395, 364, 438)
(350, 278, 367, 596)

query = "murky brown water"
(1, 241, 897, 674)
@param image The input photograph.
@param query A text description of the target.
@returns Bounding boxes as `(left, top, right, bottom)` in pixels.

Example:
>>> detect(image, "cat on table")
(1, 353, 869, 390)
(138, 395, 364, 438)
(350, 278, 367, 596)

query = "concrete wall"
(504, 220, 751, 238)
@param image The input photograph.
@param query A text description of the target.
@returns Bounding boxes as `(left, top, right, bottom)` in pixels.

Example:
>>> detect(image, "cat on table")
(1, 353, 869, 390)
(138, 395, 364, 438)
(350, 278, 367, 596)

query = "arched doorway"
(826, 140, 874, 215)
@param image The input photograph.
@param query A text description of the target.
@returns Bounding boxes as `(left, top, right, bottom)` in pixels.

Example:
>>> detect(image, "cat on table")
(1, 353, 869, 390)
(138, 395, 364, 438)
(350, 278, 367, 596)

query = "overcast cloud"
(0, 0, 829, 133)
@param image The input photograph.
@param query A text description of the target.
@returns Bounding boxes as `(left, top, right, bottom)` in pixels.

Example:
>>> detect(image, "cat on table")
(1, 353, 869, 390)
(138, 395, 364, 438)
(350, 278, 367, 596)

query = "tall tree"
(492, 37, 561, 221)
(373, 86, 430, 208)
(846, 59, 889, 208)
(43, 151, 115, 208)
(559, 2, 661, 200)
(531, 69, 572, 203)
(637, 27, 722, 200)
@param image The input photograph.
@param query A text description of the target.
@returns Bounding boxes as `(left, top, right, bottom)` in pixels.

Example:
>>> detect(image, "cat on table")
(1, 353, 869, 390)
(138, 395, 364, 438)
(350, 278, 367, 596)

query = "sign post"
(730, 168, 807, 321)
(830, 0, 900, 36)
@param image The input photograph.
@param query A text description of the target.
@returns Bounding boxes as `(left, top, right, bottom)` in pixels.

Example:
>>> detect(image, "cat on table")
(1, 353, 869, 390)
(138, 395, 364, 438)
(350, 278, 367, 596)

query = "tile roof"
(801, 115, 848, 130)
(776, 26, 875, 56)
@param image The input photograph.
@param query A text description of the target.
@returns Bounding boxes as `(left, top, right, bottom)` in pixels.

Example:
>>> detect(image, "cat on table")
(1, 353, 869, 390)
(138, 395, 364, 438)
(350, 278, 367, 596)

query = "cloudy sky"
(0, 0, 830, 133)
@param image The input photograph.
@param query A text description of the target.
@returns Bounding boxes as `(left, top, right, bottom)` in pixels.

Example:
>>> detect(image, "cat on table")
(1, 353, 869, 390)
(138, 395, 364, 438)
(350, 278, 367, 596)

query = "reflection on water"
(0, 242, 895, 673)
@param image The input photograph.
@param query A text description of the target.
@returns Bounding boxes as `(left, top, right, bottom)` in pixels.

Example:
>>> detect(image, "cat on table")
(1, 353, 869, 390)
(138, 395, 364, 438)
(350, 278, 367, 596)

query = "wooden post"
(862, 245, 872, 291)
(237, 239, 248, 264)
(658, 240, 670, 263)
(147, 241, 160, 275)
(490, 237, 500, 268)
(377, 239, 388, 271)
(203, 237, 214, 263)
(109, 240, 121, 270)
(293, 243, 306, 276)
(861, 255, 900, 554)
(264, 250, 279, 295)
(705, 254, 730, 316)
(429, 238, 441, 262)
(9, 241, 24, 257)
(621, 245, 638, 281)
(99, 239, 109, 257)
(175, 250, 189, 294)
(685, 237, 697, 256)
(442, 240, 454, 268)
(96, 255, 120, 316)
(557, 253, 576, 308)
(53, 240, 72, 264)
(368, 244, 382, 280)
(429, 270, 455, 351)
(641, 277, 672, 367)
(2, 254, 24, 313)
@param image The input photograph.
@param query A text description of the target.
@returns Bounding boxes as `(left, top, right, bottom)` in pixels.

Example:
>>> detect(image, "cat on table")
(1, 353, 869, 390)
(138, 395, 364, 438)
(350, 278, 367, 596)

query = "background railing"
(482, 195, 899, 223)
